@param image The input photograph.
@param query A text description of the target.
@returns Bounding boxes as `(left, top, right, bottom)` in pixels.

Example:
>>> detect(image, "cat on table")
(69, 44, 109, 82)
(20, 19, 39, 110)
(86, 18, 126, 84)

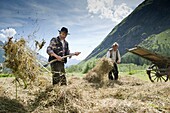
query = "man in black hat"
(47, 27, 80, 85)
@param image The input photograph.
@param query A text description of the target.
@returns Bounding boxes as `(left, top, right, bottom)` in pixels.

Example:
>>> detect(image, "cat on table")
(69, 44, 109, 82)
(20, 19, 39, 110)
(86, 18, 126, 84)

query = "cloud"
(0, 28, 17, 38)
(87, 0, 132, 23)
(112, 3, 132, 23)
(0, 33, 5, 39)
(87, 0, 114, 18)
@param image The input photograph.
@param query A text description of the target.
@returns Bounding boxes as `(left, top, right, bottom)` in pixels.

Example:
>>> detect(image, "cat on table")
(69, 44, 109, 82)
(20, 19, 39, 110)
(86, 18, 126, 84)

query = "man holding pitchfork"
(47, 27, 80, 85)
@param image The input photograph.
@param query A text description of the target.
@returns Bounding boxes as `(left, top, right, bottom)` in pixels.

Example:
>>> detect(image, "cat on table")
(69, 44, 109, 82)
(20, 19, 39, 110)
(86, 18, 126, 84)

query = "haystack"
(3, 38, 42, 88)
(84, 57, 113, 83)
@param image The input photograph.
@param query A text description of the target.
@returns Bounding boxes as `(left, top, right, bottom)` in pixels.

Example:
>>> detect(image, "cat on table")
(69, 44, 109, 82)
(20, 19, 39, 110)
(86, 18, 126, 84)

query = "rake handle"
(43, 52, 80, 67)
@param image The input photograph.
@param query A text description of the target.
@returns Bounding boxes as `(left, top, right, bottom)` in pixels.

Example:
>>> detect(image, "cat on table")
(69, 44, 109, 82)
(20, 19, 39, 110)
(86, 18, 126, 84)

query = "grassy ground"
(0, 63, 169, 113)
(0, 74, 169, 113)
(0, 68, 154, 82)
(66, 72, 84, 77)
(66, 69, 150, 82)
(120, 70, 150, 81)
(0, 73, 13, 77)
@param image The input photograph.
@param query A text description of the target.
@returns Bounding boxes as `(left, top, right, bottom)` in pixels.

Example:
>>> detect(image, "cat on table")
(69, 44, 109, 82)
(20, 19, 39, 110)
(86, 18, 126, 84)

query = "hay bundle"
(3, 38, 42, 88)
(84, 57, 113, 83)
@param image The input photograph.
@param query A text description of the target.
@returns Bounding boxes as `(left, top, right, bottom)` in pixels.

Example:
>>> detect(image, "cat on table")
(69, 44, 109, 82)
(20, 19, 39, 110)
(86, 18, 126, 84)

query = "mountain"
(0, 41, 3, 46)
(36, 53, 48, 64)
(139, 29, 170, 57)
(0, 41, 5, 63)
(0, 41, 47, 65)
(66, 59, 81, 67)
(121, 29, 170, 65)
(84, 0, 170, 62)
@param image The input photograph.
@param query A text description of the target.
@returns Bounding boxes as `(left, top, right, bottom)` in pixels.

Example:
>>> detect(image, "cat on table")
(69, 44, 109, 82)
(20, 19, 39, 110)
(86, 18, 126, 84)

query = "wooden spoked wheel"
(147, 64, 169, 82)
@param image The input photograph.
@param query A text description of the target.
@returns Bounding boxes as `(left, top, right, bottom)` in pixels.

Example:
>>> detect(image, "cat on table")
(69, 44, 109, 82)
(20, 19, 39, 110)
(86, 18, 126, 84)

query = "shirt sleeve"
(117, 50, 121, 62)
(46, 38, 56, 55)
(106, 51, 110, 58)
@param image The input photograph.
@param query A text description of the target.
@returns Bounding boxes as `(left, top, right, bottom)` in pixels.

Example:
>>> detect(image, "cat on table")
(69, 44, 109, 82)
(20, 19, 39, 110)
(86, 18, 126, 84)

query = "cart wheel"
(147, 64, 169, 82)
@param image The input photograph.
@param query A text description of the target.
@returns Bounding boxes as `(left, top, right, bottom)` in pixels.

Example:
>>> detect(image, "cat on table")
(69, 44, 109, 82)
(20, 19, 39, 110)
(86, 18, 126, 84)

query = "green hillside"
(84, 0, 170, 63)
(122, 29, 170, 65)
(139, 29, 170, 56)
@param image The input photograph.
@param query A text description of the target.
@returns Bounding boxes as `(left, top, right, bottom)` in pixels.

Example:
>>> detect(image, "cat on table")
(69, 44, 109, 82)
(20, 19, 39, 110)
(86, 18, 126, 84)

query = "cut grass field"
(66, 69, 150, 82)
(0, 67, 152, 82)
(0, 74, 169, 113)
(120, 70, 150, 81)
(0, 73, 13, 77)
(0, 62, 169, 112)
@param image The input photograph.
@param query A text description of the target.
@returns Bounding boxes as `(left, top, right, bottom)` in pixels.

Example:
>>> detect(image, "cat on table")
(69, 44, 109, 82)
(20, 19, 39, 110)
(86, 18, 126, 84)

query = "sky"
(0, 0, 144, 61)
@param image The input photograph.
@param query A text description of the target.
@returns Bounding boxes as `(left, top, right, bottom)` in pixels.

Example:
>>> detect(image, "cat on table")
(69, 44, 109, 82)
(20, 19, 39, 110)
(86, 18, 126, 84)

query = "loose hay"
(84, 57, 113, 83)
(0, 86, 5, 96)
(0, 75, 170, 112)
(0, 96, 27, 113)
(3, 38, 42, 88)
(29, 84, 87, 113)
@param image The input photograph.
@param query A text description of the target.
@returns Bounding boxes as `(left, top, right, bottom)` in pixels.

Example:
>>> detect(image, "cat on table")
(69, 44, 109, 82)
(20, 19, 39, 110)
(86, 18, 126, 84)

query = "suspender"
(109, 49, 118, 62)
(116, 50, 118, 62)
(109, 51, 112, 58)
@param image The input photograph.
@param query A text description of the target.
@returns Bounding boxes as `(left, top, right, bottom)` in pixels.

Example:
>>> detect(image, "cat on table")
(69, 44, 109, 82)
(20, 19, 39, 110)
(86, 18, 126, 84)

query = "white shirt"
(60, 40, 65, 56)
(106, 49, 121, 63)
(61, 40, 65, 48)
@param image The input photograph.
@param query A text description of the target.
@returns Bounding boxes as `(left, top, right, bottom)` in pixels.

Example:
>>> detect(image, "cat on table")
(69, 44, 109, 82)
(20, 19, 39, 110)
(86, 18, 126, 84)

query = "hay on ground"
(0, 75, 170, 112)
(29, 84, 87, 113)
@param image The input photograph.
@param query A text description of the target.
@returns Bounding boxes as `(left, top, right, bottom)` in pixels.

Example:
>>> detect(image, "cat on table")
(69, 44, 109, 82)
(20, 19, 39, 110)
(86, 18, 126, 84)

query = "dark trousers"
(50, 62, 67, 85)
(108, 63, 119, 80)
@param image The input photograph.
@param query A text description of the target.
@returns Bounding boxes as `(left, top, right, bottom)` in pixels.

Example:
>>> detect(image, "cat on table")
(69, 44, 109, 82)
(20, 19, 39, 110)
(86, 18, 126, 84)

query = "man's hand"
(117, 61, 120, 64)
(74, 52, 81, 56)
(50, 53, 63, 61)
(69, 52, 81, 59)
(56, 55, 63, 61)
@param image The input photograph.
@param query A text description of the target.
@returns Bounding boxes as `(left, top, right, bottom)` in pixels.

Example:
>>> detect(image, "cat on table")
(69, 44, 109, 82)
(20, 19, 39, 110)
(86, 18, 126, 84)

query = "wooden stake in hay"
(3, 38, 42, 88)
(84, 57, 113, 83)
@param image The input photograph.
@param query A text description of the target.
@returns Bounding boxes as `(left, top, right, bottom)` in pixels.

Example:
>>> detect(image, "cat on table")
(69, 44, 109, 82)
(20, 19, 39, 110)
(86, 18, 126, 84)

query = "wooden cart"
(128, 46, 170, 82)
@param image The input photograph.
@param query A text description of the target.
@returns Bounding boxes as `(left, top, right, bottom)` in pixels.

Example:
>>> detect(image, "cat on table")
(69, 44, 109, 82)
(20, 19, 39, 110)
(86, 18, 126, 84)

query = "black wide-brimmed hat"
(58, 27, 70, 35)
